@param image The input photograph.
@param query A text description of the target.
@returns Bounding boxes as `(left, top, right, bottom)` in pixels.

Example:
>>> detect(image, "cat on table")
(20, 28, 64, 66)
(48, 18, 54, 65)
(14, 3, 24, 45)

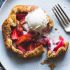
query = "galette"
(2, 5, 54, 58)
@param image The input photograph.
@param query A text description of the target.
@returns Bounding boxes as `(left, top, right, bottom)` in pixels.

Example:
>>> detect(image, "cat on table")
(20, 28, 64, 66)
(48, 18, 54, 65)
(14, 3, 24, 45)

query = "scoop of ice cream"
(25, 8, 49, 34)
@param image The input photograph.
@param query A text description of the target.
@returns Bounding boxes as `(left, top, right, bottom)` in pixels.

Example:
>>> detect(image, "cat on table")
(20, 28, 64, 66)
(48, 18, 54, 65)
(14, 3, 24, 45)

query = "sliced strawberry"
(53, 37, 65, 51)
(18, 45, 26, 53)
(53, 41, 64, 51)
(11, 28, 19, 40)
(16, 34, 32, 45)
(16, 13, 28, 21)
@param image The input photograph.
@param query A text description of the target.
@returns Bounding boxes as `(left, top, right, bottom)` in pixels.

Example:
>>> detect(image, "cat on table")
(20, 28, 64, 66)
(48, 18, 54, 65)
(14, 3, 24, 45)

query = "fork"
(52, 4, 70, 32)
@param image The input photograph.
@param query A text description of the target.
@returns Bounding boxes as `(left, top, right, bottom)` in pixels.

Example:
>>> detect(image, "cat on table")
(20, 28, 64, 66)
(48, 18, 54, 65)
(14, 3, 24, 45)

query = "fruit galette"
(2, 5, 68, 59)
(2, 5, 54, 58)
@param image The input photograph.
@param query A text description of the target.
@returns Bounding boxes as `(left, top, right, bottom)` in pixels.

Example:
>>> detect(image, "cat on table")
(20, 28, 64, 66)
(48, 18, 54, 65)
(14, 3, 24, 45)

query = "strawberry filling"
(11, 28, 40, 52)
(11, 23, 65, 53)
(53, 36, 65, 52)
(11, 12, 43, 53)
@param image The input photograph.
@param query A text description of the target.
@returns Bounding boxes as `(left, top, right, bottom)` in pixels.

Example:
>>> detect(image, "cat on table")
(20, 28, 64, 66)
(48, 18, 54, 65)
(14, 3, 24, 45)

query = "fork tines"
(52, 4, 70, 28)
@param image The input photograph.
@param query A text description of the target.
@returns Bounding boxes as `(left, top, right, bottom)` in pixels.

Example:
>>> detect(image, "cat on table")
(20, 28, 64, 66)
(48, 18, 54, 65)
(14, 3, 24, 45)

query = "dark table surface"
(0, 63, 5, 70)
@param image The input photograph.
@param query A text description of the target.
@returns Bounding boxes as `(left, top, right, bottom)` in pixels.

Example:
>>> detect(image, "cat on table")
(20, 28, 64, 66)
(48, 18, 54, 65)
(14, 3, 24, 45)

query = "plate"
(0, 0, 70, 70)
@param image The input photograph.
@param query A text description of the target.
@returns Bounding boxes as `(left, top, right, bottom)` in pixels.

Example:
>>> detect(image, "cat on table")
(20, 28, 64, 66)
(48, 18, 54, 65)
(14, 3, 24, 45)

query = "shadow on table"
(6, 49, 43, 64)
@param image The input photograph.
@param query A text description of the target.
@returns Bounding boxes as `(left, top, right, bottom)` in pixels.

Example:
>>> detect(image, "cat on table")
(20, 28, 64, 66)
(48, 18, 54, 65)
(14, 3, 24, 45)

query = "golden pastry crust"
(2, 5, 53, 58)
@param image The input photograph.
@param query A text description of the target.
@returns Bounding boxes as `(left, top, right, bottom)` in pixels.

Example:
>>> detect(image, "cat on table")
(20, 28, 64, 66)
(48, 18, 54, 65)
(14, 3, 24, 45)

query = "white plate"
(0, 0, 70, 70)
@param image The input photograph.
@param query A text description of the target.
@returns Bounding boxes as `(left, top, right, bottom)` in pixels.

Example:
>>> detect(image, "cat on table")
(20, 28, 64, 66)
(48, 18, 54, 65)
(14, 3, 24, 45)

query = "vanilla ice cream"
(25, 8, 49, 34)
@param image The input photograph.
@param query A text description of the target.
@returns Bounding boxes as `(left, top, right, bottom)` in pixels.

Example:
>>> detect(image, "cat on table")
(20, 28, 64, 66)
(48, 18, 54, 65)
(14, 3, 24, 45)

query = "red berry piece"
(11, 28, 19, 40)
(53, 36, 65, 51)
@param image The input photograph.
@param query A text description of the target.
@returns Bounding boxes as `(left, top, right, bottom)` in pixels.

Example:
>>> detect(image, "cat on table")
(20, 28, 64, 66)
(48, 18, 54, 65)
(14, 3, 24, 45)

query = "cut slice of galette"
(2, 5, 54, 58)
(41, 36, 69, 66)
(47, 36, 69, 59)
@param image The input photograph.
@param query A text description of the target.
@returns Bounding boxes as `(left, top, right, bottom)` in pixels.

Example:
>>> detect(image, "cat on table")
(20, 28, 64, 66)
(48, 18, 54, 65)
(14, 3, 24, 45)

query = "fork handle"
(0, 62, 5, 70)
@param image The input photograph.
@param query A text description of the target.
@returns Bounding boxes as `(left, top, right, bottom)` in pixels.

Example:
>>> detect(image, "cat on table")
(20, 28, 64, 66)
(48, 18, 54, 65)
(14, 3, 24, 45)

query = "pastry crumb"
(49, 63, 55, 70)
(41, 59, 51, 64)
